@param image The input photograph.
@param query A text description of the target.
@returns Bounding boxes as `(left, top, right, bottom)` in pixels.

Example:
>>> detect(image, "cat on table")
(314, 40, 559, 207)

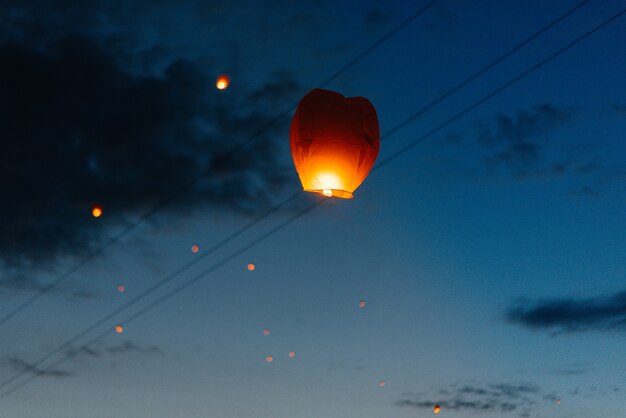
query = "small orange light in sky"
(288, 351, 296, 358)
(378, 380, 386, 387)
(191, 245, 199, 253)
(358, 300, 366, 309)
(116, 284, 125, 293)
(115, 325, 124, 334)
(556, 399, 561, 405)
(92, 205, 103, 218)
(262, 328, 270, 336)
(265, 355, 273, 363)
(434, 405, 441, 414)
(247, 263, 255, 271)
(216, 74, 230, 90)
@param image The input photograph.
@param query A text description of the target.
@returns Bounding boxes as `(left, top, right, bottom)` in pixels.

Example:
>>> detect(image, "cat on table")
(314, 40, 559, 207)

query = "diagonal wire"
(0, 0, 439, 327)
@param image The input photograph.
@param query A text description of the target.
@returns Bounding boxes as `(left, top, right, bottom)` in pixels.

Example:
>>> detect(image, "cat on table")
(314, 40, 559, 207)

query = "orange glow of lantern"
(191, 245, 199, 253)
(247, 263, 255, 271)
(378, 380, 386, 387)
(556, 399, 561, 405)
(116, 284, 125, 293)
(358, 300, 366, 309)
(91, 205, 103, 218)
(216, 74, 230, 90)
(115, 325, 124, 334)
(434, 405, 441, 414)
(288, 351, 296, 358)
(290, 89, 380, 199)
(262, 328, 270, 336)
(265, 355, 273, 363)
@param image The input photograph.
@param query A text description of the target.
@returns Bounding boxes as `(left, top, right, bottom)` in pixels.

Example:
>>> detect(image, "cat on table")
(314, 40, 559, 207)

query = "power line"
(2, 2, 619, 400)
(0, 0, 439, 327)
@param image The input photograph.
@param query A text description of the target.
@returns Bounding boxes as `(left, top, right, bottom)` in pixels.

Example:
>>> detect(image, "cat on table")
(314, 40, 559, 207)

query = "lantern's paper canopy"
(290, 89, 380, 198)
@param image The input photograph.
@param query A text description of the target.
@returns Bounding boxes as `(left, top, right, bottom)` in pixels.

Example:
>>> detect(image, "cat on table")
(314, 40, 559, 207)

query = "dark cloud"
(0, 19, 300, 277)
(505, 290, 626, 334)
(397, 382, 544, 416)
(7, 357, 72, 378)
(439, 104, 581, 180)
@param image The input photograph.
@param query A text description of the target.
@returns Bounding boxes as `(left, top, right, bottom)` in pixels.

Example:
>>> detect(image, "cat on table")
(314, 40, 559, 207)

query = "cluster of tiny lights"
(115, 325, 124, 334)
(191, 245, 199, 253)
(116, 284, 125, 293)
(247, 263, 255, 271)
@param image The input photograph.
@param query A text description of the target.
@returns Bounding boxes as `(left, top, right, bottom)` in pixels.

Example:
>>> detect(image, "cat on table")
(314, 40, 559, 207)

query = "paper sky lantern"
(247, 263, 255, 271)
(115, 325, 124, 334)
(262, 328, 270, 336)
(265, 355, 273, 362)
(433, 405, 441, 414)
(358, 300, 366, 309)
(290, 89, 380, 198)
(91, 205, 103, 218)
(378, 380, 386, 387)
(191, 245, 199, 253)
(116, 284, 125, 293)
(216, 74, 230, 90)
(288, 351, 296, 358)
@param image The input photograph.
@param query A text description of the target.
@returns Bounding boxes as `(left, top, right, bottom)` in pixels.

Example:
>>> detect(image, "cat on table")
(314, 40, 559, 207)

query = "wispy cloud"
(505, 290, 626, 334)
(397, 382, 546, 417)
(7, 357, 72, 378)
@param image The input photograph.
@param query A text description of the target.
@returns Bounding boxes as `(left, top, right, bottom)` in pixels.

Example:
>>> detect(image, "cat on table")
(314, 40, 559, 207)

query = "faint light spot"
(434, 405, 441, 414)
(378, 379, 386, 387)
(216, 74, 230, 90)
(557, 399, 561, 405)
(115, 325, 124, 334)
(262, 328, 270, 336)
(288, 351, 296, 358)
(116, 284, 125, 293)
(265, 355, 273, 363)
(92, 205, 103, 218)
(358, 300, 366, 309)
(191, 245, 199, 253)
(247, 263, 255, 271)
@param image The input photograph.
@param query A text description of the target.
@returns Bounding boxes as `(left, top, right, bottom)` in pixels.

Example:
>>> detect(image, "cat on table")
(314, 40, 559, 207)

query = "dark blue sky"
(1, 1, 625, 417)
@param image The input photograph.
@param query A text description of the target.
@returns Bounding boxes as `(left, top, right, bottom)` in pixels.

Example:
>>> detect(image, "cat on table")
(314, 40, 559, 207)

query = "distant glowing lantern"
(216, 74, 230, 90)
(378, 380, 386, 387)
(288, 351, 296, 358)
(262, 328, 270, 336)
(115, 325, 124, 334)
(358, 300, 366, 309)
(116, 284, 125, 293)
(247, 263, 255, 271)
(434, 405, 441, 414)
(265, 355, 273, 363)
(556, 399, 561, 405)
(290, 89, 380, 199)
(92, 205, 103, 218)
(191, 245, 199, 253)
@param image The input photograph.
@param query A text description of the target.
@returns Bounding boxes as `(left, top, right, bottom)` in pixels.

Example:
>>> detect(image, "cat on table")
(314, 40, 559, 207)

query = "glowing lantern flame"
(288, 351, 296, 358)
(191, 245, 199, 253)
(92, 205, 103, 218)
(434, 405, 441, 414)
(290, 89, 380, 199)
(265, 355, 273, 363)
(262, 328, 270, 336)
(115, 325, 124, 334)
(116, 284, 125, 293)
(358, 300, 366, 309)
(247, 263, 255, 271)
(216, 74, 230, 90)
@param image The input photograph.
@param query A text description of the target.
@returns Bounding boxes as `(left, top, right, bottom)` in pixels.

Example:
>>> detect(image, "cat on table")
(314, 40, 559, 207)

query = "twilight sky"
(1, 1, 625, 417)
